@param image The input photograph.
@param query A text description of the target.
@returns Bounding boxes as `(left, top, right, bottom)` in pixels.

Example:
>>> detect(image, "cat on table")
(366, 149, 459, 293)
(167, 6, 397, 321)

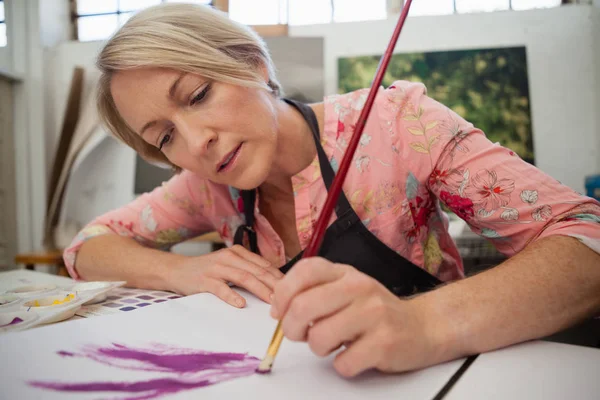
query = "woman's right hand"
(168, 245, 284, 308)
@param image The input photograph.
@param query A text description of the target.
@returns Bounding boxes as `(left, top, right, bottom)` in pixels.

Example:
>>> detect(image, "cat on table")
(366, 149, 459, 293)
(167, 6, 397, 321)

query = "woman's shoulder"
(323, 80, 427, 129)
(324, 80, 426, 108)
(321, 81, 426, 136)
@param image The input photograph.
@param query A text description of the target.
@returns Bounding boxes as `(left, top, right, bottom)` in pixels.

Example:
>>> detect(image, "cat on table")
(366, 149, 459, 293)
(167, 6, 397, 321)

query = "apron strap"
(233, 188, 259, 254)
(283, 99, 355, 218)
(235, 98, 354, 254)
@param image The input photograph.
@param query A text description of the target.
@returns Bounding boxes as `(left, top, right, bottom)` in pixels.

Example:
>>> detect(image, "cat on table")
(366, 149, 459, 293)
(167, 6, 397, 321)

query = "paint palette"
(0, 281, 126, 333)
(76, 287, 182, 317)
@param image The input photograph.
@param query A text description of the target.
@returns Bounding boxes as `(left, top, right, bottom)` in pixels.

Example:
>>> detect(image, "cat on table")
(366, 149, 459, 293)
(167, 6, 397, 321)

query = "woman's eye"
(159, 132, 172, 150)
(190, 84, 211, 106)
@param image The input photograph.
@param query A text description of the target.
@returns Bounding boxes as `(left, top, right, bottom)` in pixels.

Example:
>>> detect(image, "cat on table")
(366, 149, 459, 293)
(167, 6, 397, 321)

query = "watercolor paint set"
(0, 281, 126, 333)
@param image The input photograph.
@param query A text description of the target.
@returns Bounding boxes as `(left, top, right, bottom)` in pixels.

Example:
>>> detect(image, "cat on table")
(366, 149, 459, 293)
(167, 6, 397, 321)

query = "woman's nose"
(179, 122, 217, 158)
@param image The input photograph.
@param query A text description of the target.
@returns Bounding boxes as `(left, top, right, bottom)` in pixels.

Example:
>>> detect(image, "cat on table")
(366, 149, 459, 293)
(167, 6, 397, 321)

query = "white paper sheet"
(0, 270, 74, 293)
(445, 340, 600, 400)
(0, 291, 466, 400)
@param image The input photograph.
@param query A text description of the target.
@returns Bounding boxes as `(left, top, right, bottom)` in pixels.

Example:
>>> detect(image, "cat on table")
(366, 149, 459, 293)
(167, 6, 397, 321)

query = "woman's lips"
(217, 143, 243, 173)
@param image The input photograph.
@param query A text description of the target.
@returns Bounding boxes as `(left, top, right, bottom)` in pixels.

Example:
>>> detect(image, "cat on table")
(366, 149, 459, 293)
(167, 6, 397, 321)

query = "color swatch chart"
(76, 287, 182, 318)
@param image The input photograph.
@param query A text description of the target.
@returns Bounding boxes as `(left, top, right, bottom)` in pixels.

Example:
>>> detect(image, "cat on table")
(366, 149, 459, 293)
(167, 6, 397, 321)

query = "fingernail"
(270, 305, 278, 319)
(235, 298, 244, 308)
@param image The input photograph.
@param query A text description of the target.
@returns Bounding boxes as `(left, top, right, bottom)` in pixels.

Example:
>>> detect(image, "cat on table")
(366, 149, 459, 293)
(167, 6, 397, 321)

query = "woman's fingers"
(280, 279, 355, 341)
(272, 257, 347, 319)
(333, 334, 382, 378)
(208, 279, 247, 308)
(215, 265, 273, 304)
(228, 245, 284, 279)
(216, 249, 279, 291)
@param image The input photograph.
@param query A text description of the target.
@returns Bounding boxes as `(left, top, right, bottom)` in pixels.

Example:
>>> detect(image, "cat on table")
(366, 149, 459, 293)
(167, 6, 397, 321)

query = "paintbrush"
(256, 0, 415, 374)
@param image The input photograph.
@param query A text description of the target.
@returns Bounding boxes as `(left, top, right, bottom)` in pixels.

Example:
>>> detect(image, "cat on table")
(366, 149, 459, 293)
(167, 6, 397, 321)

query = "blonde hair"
(96, 3, 281, 168)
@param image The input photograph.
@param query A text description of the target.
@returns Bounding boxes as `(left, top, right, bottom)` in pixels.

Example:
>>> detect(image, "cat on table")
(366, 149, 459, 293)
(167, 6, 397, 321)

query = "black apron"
(233, 99, 441, 297)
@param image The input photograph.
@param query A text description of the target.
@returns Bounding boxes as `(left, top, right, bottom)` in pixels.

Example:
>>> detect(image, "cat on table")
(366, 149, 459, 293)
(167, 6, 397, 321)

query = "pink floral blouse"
(64, 81, 600, 281)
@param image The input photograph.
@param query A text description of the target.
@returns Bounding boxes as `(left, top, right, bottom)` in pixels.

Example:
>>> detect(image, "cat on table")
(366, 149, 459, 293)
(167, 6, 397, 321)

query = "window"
(455, 0, 510, 13)
(332, 0, 386, 23)
(410, 0, 561, 16)
(511, 0, 561, 11)
(74, 0, 566, 41)
(287, 0, 331, 25)
(229, 0, 284, 25)
(229, 0, 386, 25)
(74, 0, 213, 42)
(409, 0, 455, 16)
(0, 0, 6, 47)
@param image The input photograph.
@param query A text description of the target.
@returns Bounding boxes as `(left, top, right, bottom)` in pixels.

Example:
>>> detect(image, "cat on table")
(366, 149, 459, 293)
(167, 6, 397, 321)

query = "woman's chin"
(230, 171, 269, 190)
(219, 162, 269, 190)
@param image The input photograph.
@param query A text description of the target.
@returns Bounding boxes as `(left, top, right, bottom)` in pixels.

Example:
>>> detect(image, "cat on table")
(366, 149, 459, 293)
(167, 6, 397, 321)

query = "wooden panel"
(14, 250, 64, 265)
(0, 78, 17, 269)
(0, 191, 5, 243)
(251, 24, 289, 37)
(213, 0, 229, 12)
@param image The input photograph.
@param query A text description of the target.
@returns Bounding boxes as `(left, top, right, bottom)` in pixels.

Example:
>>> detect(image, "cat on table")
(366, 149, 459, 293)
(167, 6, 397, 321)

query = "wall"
(0, 47, 11, 72)
(45, 5, 599, 200)
(291, 5, 600, 193)
(44, 40, 104, 174)
(0, 0, 13, 71)
(7, 0, 48, 255)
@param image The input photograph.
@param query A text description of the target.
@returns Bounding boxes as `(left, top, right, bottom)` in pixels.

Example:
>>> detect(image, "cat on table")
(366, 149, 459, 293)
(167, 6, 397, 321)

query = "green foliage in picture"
(338, 47, 534, 163)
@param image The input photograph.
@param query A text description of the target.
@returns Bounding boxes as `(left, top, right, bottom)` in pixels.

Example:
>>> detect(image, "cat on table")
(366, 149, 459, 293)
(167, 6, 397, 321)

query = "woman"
(66, 3, 600, 377)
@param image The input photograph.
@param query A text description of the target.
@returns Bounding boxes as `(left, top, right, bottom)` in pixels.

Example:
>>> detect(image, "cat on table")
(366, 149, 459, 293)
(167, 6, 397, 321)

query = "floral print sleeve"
(63, 170, 215, 279)
(395, 81, 600, 257)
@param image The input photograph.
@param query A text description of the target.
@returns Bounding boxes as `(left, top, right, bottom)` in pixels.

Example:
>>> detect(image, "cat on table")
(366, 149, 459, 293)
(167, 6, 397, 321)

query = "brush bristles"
(256, 354, 274, 374)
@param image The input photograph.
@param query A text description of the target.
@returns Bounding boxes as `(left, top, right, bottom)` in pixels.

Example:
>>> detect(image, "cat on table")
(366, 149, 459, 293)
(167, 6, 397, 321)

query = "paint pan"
(8, 284, 57, 298)
(71, 281, 114, 305)
(0, 280, 126, 332)
(23, 292, 81, 324)
(0, 310, 38, 333)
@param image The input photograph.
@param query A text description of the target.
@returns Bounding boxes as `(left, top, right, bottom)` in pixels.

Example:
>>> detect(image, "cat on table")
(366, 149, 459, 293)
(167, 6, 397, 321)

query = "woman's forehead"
(111, 68, 181, 92)
(110, 69, 181, 133)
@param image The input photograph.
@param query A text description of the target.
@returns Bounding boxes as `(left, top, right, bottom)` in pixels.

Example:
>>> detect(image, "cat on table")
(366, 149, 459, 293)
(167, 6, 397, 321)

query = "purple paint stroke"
(31, 377, 214, 400)
(0, 317, 23, 327)
(59, 343, 260, 374)
(29, 343, 260, 400)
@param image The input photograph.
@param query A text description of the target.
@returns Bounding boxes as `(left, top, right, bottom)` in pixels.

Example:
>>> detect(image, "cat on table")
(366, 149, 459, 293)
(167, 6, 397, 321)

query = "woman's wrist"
(155, 250, 191, 293)
(409, 287, 471, 364)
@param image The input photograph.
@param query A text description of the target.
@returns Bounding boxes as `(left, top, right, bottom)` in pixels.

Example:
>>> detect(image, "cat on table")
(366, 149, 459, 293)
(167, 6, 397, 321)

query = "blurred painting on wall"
(338, 46, 534, 164)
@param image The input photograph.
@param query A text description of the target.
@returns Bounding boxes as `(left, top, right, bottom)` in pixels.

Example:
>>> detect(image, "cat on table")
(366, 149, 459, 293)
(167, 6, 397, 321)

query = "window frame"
(0, 0, 6, 48)
(71, 0, 218, 41)
(71, 0, 563, 42)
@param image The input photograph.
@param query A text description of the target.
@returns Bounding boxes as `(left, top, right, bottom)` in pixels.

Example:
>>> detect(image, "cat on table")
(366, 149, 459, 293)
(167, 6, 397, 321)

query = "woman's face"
(111, 68, 279, 189)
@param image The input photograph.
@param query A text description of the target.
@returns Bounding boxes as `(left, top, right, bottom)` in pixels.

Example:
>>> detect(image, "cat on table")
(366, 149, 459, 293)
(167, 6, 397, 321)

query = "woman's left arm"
(417, 233, 600, 362)
(401, 80, 600, 359)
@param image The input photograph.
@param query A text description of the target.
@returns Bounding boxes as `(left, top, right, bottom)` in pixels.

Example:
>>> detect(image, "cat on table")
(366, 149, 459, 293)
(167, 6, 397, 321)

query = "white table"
(2, 270, 599, 399)
(0, 289, 467, 400)
(444, 340, 600, 400)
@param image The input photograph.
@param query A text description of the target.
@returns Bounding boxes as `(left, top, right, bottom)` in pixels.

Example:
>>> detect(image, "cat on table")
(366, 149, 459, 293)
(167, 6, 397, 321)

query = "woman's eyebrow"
(169, 72, 188, 99)
(139, 72, 188, 137)
(139, 121, 157, 138)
